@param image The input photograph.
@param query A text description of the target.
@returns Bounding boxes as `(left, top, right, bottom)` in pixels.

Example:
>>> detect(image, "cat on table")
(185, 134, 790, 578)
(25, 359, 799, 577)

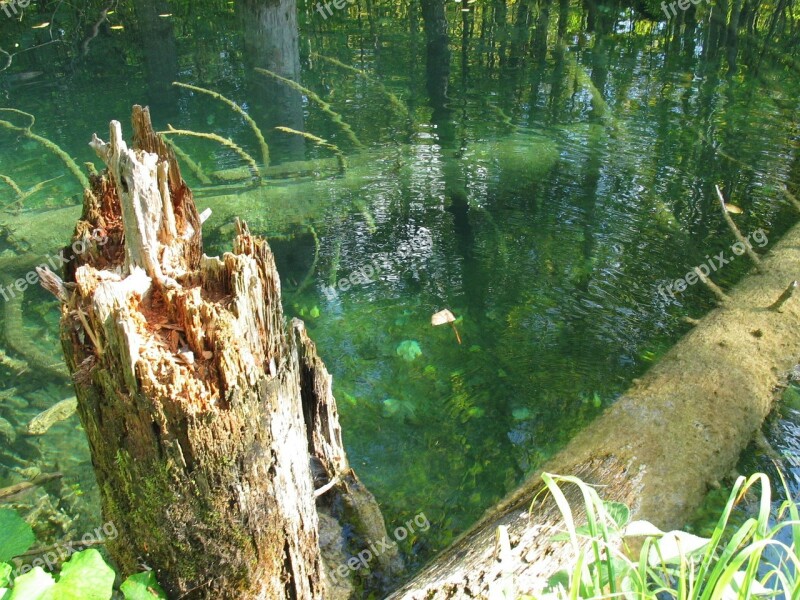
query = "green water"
(0, 0, 798, 581)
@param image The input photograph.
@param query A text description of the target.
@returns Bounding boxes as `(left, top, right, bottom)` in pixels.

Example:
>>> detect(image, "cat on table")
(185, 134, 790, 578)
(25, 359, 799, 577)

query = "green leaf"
(0, 509, 35, 563)
(41, 549, 115, 600)
(8, 567, 55, 600)
(603, 501, 630, 530)
(0, 563, 12, 588)
(121, 571, 167, 600)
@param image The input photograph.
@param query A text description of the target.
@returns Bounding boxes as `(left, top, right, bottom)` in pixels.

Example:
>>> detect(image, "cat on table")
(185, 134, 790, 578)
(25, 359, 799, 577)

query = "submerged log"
(390, 220, 800, 597)
(51, 106, 398, 599)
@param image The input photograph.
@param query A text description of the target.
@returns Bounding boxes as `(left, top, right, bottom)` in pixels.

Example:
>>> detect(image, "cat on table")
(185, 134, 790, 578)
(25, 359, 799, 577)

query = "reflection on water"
(0, 0, 798, 579)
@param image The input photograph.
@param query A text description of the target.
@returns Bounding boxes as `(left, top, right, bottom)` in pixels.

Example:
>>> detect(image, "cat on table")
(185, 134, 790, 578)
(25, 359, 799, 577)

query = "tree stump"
(48, 106, 400, 599)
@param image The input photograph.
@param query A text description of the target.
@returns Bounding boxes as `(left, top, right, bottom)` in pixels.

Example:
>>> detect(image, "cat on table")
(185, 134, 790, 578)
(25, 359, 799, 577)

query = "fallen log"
(46, 106, 399, 599)
(389, 219, 800, 598)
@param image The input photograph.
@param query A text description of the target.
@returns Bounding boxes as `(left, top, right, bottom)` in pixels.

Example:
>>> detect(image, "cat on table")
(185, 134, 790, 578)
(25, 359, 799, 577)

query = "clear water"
(0, 0, 798, 579)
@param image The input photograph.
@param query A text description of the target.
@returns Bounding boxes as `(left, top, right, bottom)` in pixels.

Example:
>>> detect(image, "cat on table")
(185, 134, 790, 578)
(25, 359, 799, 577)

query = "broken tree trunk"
(388, 220, 800, 598)
(48, 106, 399, 599)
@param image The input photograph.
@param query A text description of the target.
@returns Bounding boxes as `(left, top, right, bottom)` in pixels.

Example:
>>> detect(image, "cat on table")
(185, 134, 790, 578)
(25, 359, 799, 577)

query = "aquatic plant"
(173, 81, 270, 168)
(254, 68, 364, 150)
(528, 472, 799, 600)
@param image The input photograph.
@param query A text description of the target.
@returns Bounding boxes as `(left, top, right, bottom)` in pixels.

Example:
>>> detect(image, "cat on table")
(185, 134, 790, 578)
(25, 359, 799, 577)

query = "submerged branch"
(275, 126, 346, 173)
(255, 67, 364, 149)
(159, 125, 261, 180)
(173, 81, 270, 168)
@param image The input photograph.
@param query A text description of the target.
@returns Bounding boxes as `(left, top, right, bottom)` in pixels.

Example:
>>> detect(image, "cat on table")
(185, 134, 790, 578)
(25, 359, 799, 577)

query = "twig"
(715, 185, 763, 272)
(255, 67, 364, 149)
(769, 281, 797, 312)
(159, 126, 261, 180)
(694, 266, 731, 304)
(274, 126, 346, 173)
(681, 316, 701, 326)
(0, 47, 11, 73)
(36, 266, 68, 302)
(173, 81, 270, 168)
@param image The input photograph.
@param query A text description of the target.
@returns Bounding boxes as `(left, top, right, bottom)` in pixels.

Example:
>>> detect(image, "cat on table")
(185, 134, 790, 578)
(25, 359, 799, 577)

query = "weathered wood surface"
(389, 220, 800, 598)
(52, 106, 397, 599)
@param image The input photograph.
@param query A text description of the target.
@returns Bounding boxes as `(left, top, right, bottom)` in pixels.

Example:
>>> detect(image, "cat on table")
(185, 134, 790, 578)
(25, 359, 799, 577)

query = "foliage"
(521, 472, 800, 599)
(0, 509, 165, 600)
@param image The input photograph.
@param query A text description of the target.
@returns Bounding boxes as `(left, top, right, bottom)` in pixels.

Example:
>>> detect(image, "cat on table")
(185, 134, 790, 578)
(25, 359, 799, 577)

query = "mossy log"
(51, 106, 398, 599)
(389, 217, 800, 597)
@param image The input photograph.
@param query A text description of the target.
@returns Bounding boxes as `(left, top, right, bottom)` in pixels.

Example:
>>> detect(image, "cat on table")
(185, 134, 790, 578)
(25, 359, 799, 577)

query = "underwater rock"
(26, 397, 77, 435)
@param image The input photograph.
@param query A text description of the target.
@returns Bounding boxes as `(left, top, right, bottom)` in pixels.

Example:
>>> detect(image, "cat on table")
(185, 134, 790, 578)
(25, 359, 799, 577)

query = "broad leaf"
(121, 571, 168, 600)
(0, 509, 35, 563)
(0, 563, 11, 588)
(41, 549, 114, 600)
(603, 501, 631, 529)
(8, 567, 55, 600)
(648, 530, 710, 565)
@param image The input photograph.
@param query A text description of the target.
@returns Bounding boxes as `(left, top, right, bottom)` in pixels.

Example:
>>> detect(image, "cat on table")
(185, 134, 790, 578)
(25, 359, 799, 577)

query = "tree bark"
(52, 106, 399, 599)
(389, 219, 800, 598)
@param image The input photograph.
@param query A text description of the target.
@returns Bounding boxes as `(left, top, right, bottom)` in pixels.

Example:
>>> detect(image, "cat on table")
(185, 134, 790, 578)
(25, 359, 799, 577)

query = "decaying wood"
(26, 397, 78, 435)
(390, 208, 800, 598)
(51, 106, 399, 599)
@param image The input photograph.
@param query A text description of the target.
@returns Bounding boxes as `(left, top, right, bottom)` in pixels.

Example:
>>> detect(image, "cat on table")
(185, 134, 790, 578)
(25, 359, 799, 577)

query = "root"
(274, 126, 346, 173)
(0, 109, 89, 190)
(173, 81, 270, 168)
(159, 125, 261, 180)
(255, 68, 364, 149)
(162, 138, 213, 185)
(310, 53, 413, 125)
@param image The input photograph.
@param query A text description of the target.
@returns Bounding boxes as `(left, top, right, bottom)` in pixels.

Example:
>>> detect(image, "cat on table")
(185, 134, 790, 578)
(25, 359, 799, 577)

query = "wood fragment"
(26, 397, 78, 435)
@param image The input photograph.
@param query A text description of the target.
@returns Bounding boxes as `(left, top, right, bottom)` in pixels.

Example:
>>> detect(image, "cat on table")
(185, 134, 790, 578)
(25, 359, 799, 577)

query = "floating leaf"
(31, 22, 50, 29)
(725, 204, 743, 214)
(0, 508, 35, 563)
(121, 571, 168, 600)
